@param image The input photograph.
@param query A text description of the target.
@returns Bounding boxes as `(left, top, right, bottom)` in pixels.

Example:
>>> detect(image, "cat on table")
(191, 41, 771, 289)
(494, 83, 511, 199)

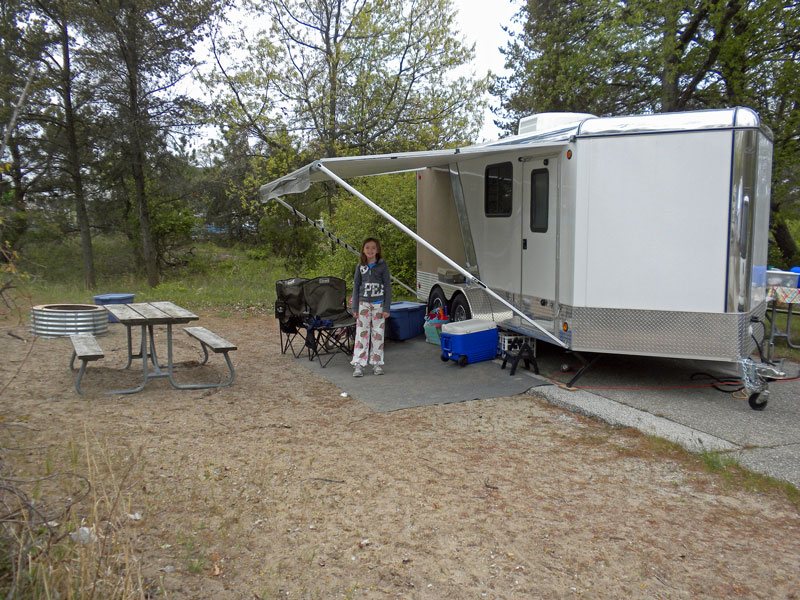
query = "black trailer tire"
(451, 294, 472, 322)
(748, 393, 768, 411)
(428, 287, 447, 314)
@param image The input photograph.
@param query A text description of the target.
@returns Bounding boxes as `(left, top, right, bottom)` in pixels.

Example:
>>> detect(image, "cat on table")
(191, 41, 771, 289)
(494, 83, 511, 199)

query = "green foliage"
(148, 193, 198, 265)
(18, 233, 138, 288)
(20, 236, 289, 310)
(314, 173, 417, 293)
(238, 0, 486, 155)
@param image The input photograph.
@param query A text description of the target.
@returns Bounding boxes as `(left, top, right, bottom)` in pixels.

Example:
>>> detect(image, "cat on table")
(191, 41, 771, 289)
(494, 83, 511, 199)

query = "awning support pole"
(272, 195, 416, 296)
(313, 162, 567, 348)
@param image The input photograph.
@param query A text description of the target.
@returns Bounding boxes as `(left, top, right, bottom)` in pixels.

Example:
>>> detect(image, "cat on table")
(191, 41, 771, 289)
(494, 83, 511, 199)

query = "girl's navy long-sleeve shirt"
(351, 259, 391, 313)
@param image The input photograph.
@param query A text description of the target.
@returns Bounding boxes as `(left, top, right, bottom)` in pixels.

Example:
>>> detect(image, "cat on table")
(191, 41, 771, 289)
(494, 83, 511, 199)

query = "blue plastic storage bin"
(94, 293, 135, 322)
(387, 301, 426, 340)
(440, 319, 498, 366)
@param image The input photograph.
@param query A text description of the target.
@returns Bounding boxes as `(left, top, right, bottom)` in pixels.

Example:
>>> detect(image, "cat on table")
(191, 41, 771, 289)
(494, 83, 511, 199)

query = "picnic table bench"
(69, 334, 104, 395)
(171, 326, 237, 389)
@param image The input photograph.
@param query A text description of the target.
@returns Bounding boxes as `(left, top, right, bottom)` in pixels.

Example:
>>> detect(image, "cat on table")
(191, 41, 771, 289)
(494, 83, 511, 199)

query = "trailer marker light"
(562, 322, 569, 331)
(566, 150, 573, 159)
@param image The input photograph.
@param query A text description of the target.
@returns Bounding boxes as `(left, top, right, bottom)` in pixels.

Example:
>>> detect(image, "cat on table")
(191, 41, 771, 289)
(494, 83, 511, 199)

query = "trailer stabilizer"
(739, 359, 785, 411)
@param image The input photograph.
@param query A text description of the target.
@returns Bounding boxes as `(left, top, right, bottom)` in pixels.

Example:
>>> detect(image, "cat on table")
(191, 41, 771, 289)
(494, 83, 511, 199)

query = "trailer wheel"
(428, 288, 447, 314)
(748, 393, 768, 411)
(457, 355, 468, 367)
(451, 294, 471, 322)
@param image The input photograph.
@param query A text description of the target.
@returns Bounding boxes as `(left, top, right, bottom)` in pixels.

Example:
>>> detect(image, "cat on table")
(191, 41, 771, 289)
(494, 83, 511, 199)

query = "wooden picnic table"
(104, 301, 199, 394)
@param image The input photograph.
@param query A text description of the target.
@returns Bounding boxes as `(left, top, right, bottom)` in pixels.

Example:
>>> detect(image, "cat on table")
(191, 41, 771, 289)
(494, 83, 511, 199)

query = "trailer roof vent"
(517, 112, 596, 135)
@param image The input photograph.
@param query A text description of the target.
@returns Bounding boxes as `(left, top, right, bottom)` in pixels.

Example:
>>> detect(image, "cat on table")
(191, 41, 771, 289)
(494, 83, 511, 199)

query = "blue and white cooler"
(440, 319, 498, 366)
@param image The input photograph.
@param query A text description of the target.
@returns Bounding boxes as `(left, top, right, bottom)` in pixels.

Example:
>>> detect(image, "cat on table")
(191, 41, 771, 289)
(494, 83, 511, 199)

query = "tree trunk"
(659, 5, 681, 112)
(124, 9, 159, 287)
(4, 141, 28, 249)
(60, 22, 96, 289)
(133, 152, 159, 286)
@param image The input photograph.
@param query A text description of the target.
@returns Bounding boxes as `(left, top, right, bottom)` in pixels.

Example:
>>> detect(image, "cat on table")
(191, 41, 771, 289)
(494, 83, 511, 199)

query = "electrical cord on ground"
(527, 346, 800, 397)
(688, 372, 744, 394)
(750, 317, 769, 363)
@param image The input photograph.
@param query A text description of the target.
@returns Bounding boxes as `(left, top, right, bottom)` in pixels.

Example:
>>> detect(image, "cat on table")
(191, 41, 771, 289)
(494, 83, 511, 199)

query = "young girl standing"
(350, 237, 392, 376)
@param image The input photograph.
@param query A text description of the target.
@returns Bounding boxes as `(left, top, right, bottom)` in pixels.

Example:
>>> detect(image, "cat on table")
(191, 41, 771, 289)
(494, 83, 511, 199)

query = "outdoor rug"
(297, 335, 538, 413)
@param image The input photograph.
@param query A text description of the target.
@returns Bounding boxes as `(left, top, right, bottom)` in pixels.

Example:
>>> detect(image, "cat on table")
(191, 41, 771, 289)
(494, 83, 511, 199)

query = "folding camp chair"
(302, 276, 356, 367)
(275, 277, 309, 357)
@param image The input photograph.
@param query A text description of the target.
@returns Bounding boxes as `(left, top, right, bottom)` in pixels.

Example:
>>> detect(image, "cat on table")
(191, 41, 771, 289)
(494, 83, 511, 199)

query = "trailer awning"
(258, 141, 568, 202)
(259, 107, 768, 202)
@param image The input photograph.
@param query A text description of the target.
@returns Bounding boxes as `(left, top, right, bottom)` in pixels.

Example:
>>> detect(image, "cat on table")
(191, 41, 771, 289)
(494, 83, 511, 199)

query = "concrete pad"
(298, 336, 535, 413)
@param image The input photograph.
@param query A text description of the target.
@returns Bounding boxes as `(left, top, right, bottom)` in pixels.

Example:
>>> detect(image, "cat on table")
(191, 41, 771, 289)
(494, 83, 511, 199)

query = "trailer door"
(521, 158, 558, 308)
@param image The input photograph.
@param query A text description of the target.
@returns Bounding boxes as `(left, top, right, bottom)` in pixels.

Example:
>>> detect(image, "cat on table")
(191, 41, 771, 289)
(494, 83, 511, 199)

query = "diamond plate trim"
(562, 303, 766, 360)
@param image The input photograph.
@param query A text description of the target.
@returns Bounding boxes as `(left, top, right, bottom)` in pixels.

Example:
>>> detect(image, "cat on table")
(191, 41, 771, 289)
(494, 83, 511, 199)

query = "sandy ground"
(1, 309, 799, 599)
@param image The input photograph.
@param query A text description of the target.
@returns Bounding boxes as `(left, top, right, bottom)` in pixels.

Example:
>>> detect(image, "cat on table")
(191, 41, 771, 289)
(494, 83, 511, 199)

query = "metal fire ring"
(30, 304, 109, 338)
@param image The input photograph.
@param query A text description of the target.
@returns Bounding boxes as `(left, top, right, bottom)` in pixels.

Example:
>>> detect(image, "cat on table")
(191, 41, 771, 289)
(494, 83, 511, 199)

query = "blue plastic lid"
(390, 301, 425, 310)
(94, 293, 135, 301)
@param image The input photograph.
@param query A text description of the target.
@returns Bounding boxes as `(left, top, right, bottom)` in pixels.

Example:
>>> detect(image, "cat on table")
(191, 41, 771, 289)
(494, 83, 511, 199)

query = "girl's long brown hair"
(359, 237, 382, 265)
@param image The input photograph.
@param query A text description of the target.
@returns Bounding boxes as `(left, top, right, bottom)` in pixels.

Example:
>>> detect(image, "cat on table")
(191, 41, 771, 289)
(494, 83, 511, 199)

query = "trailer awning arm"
(271, 195, 416, 296)
(312, 162, 568, 348)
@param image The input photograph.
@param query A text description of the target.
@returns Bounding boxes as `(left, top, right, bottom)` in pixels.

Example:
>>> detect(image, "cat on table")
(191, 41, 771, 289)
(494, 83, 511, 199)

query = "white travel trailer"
(261, 107, 784, 409)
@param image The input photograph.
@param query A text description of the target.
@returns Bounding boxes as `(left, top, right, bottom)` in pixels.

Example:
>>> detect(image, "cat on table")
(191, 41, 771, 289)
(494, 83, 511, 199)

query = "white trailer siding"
(572, 131, 733, 313)
(458, 154, 523, 297)
(557, 146, 579, 306)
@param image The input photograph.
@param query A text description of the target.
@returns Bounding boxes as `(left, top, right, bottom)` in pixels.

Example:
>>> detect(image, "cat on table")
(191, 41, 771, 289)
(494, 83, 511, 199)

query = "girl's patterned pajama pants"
(351, 301, 385, 367)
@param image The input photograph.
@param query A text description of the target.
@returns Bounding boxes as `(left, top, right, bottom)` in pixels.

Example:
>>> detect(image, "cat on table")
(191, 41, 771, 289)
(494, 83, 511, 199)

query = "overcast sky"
(454, 0, 520, 140)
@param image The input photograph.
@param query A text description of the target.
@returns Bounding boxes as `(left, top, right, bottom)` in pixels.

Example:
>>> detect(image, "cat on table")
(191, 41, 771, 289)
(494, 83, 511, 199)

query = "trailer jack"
(565, 352, 601, 389)
(739, 359, 786, 411)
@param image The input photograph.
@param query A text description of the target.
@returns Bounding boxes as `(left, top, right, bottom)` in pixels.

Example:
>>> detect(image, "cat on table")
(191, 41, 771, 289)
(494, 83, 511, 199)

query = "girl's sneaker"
(353, 366, 364, 377)
(373, 365, 384, 375)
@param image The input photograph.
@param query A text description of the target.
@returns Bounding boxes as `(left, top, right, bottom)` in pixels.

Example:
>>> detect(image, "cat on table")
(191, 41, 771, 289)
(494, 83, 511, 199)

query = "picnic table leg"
(785, 304, 800, 349)
(197, 341, 210, 366)
(122, 325, 134, 369)
(108, 324, 149, 395)
(74, 359, 89, 395)
(69, 350, 89, 395)
(147, 324, 168, 373)
(123, 324, 165, 371)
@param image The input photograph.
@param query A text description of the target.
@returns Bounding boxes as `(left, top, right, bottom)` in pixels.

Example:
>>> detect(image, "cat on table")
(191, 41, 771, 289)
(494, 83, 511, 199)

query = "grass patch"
(700, 450, 800, 506)
(13, 233, 420, 312)
(767, 307, 800, 363)
(580, 425, 800, 509)
(636, 434, 800, 508)
(16, 235, 296, 312)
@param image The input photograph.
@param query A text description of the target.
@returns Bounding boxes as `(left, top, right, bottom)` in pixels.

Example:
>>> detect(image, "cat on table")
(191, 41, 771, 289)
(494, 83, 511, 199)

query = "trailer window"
(530, 169, 548, 233)
(485, 162, 513, 217)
